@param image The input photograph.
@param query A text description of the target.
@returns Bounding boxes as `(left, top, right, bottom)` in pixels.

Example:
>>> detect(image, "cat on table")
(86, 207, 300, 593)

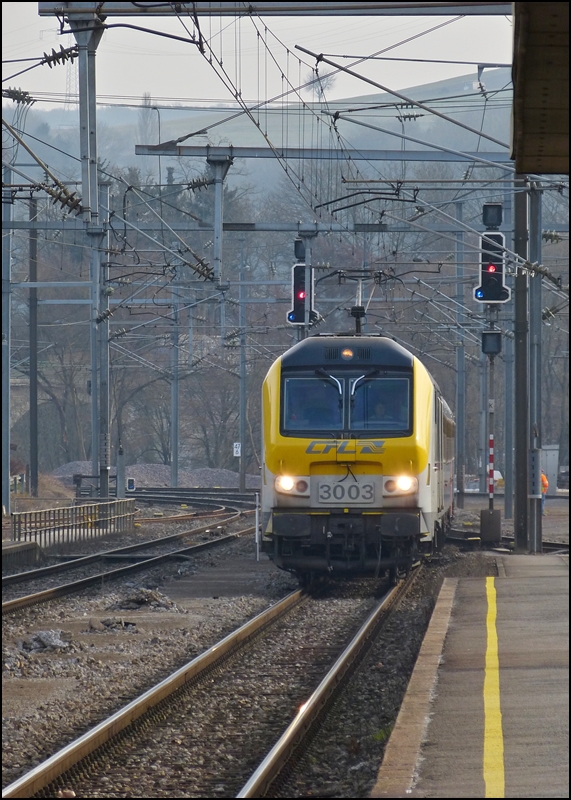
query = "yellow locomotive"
(261, 334, 455, 582)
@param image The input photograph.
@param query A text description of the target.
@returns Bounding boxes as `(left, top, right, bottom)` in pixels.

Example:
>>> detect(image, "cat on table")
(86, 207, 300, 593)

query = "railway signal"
(474, 231, 511, 303)
(287, 263, 317, 325)
(482, 330, 502, 356)
(294, 236, 305, 261)
(475, 204, 510, 304)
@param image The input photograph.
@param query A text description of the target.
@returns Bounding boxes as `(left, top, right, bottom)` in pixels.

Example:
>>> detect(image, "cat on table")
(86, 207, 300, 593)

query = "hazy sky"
(3, 4, 513, 110)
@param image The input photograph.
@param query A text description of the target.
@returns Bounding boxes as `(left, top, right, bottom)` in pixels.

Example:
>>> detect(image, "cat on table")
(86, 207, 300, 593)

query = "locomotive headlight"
(396, 475, 415, 492)
(383, 476, 418, 496)
(276, 475, 295, 492)
(275, 476, 310, 496)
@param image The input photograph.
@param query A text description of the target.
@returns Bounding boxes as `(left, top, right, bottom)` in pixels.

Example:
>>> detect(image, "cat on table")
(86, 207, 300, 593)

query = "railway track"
(499, 535, 569, 553)
(2, 571, 416, 799)
(2, 513, 254, 613)
(3, 508, 250, 584)
(132, 487, 258, 511)
(3, 488, 257, 548)
(446, 528, 569, 553)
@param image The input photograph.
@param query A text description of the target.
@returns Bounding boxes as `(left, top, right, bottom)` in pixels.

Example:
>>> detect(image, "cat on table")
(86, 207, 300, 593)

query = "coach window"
(283, 377, 343, 432)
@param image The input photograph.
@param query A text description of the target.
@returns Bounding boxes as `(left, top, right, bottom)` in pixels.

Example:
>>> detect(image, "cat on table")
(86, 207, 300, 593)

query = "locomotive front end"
(261, 335, 436, 581)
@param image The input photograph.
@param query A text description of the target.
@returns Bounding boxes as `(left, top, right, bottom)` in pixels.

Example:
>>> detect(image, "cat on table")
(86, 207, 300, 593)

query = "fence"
(11, 499, 135, 549)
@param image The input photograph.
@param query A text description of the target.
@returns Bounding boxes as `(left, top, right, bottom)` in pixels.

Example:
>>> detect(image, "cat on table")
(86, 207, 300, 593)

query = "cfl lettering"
(306, 440, 385, 454)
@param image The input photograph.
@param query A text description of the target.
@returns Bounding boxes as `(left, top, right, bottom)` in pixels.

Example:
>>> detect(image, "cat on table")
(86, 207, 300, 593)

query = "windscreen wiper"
(315, 368, 343, 395)
(350, 368, 380, 396)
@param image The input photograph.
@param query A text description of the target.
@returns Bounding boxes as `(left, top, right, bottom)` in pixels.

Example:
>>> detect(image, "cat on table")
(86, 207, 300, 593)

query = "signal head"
(474, 231, 510, 303)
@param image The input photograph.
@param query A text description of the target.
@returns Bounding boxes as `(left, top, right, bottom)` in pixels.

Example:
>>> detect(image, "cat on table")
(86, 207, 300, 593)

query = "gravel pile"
(52, 462, 261, 489)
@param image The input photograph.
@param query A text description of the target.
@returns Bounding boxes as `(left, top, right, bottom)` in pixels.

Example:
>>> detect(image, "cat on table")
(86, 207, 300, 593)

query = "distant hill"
(3, 68, 512, 193)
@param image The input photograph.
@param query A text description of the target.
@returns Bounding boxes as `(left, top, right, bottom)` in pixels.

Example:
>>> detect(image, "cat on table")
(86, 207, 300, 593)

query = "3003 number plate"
(317, 481, 375, 504)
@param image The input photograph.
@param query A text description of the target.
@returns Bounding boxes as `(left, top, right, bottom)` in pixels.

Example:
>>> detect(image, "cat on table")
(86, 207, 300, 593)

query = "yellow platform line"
(483, 576, 505, 797)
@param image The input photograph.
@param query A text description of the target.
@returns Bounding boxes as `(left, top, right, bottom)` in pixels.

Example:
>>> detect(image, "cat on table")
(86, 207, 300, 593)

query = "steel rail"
(136, 507, 231, 522)
(135, 495, 256, 510)
(132, 487, 258, 507)
(136, 503, 228, 519)
(237, 576, 412, 797)
(2, 525, 254, 614)
(1, 589, 304, 799)
(133, 487, 257, 494)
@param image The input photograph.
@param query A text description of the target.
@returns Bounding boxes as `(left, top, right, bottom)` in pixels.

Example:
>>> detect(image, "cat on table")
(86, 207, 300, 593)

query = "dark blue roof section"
(280, 334, 414, 369)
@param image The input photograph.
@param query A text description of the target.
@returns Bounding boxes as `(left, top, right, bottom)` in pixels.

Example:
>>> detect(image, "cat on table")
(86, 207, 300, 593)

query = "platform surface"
(371, 552, 569, 798)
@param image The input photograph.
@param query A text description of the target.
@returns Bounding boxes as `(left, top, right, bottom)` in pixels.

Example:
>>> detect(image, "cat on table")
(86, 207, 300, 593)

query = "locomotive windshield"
(283, 377, 343, 431)
(282, 373, 411, 435)
(351, 377, 410, 431)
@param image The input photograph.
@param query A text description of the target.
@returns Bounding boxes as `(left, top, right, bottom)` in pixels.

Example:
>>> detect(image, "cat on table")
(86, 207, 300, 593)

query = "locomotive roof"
(280, 334, 414, 369)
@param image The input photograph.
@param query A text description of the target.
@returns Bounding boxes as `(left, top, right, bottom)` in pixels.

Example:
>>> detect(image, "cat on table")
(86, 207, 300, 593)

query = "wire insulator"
(2, 87, 36, 105)
(42, 45, 78, 69)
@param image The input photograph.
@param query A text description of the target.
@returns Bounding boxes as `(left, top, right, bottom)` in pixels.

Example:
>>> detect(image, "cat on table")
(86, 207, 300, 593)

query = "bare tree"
(304, 69, 337, 101)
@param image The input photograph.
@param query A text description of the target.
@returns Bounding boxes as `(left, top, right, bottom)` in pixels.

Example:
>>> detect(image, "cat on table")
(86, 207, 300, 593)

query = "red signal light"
(297, 290, 306, 299)
(486, 264, 497, 272)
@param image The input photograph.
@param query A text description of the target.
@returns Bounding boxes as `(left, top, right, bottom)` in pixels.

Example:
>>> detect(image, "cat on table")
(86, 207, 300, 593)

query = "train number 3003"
(317, 482, 375, 504)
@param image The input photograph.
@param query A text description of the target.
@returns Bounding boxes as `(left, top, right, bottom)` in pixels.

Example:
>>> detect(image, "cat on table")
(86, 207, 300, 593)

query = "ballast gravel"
(3, 523, 497, 795)
(277, 546, 499, 798)
(2, 534, 296, 790)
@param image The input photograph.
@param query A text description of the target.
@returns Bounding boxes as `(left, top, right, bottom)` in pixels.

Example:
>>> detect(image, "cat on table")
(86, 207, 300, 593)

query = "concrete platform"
(371, 553, 569, 798)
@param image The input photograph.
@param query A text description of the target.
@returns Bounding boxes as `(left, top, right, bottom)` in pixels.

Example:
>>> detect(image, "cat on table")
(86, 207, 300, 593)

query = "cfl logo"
(306, 440, 385, 454)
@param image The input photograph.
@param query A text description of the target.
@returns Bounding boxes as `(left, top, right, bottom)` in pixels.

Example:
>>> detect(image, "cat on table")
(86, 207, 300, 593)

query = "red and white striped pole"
(489, 433, 495, 511)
